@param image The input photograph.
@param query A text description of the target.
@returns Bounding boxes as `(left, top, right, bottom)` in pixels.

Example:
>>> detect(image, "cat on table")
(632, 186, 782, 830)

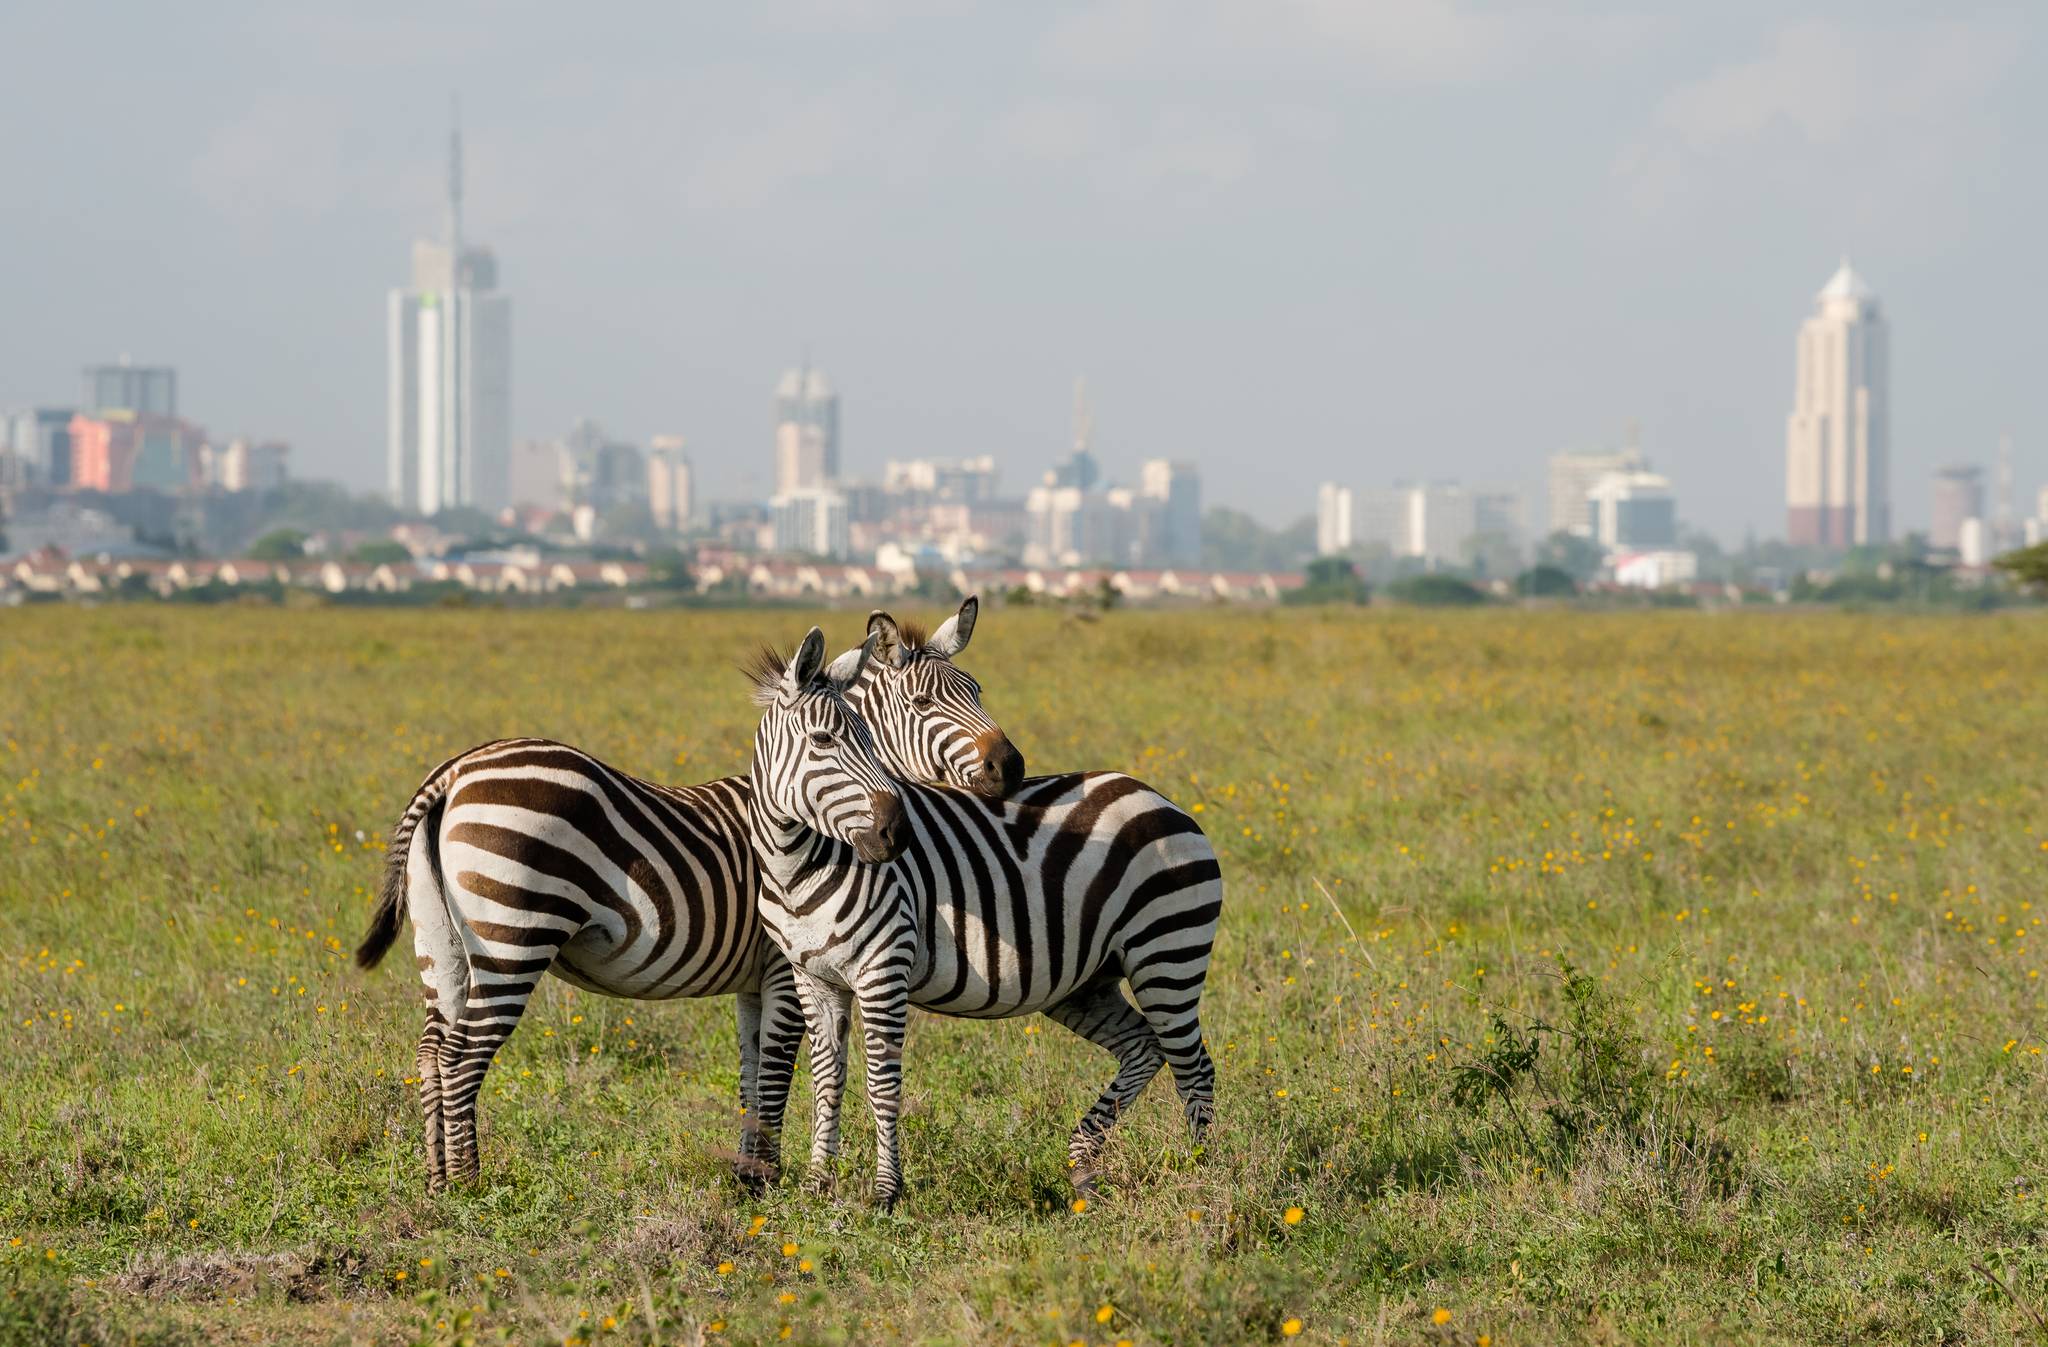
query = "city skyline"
(1, 6, 2042, 539)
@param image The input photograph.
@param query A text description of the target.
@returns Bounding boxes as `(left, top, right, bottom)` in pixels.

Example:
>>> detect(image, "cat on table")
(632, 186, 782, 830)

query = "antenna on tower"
(1996, 430, 2016, 551)
(1071, 376, 1092, 455)
(447, 93, 465, 259)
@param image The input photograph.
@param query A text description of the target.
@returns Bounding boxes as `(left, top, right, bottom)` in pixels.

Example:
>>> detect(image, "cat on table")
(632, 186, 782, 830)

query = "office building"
(773, 367, 838, 494)
(508, 439, 565, 512)
(1585, 471, 1677, 550)
(1139, 459, 1202, 565)
(1316, 483, 1353, 555)
(771, 487, 849, 559)
(387, 114, 512, 515)
(1786, 259, 1889, 547)
(209, 439, 290, 493)
(67, 412, 205, 493)
(648, 435, 693, 531)
(1547, 445, 1643, 537)
(3, 408, 76, 486)
(883, 456, 998, 502)
(81, 362, 176, 417)
(1930, 465, 1984, 552)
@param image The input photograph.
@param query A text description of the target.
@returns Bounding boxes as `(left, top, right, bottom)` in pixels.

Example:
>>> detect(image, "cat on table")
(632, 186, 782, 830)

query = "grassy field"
(2, 605, 2046, 1346)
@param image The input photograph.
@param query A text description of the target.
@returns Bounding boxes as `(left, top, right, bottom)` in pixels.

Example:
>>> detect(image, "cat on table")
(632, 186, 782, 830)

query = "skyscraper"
(1786, 260, 1889, 548)
(388, 109, 512, 516)
(773, 366, 838, 494)
(1139, 459, 1202, 566)
(1929, 465, 1984, 552)
(81, 362, 176, 417)
(1315, 483, 1353, 555)
(1546, 444, 1643, 537)
(648, 436, 694, 532)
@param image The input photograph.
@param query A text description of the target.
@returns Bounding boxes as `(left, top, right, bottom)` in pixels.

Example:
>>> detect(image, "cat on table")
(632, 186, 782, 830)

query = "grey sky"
(2, 2, 2041, 541)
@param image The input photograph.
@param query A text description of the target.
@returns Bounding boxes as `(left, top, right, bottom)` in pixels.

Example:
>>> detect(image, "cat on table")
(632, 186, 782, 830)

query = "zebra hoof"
(803, 1168, 835, 1199)
(1070, 1170, 1103, 1199)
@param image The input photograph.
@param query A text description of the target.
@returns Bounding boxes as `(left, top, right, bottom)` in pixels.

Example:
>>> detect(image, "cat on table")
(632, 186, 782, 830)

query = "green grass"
(2, 605, 2045, 1345)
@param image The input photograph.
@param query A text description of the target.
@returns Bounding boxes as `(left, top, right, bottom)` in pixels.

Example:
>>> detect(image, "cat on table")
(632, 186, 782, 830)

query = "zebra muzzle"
(972, 730, 1025, 799)
(854, 790, 909, 863)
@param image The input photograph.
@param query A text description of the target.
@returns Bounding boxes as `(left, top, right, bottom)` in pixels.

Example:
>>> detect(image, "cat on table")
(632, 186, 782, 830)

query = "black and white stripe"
(747, 635, 1224, 1207)
(853, 597, 1024, 801)
(355, 737, 805, 1191)
(352, 615, 1001, 1195)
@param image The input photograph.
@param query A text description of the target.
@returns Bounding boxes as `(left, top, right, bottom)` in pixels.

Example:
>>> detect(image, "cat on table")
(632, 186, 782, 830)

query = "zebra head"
(749, 627, 910, 865)
(859, 594, 1025, 800)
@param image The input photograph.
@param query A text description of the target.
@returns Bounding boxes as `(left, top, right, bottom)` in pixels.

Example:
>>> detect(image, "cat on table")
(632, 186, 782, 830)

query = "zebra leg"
(792, 968, 852, 1196)
(407, 823, 468, 1194)
(750, 954, 804, 1189)
(1128, 974, 1217, 1150)
(439, 934, 565, 1187)
(733, 989, 767, 1191)
(1042, 978, 1165, 1192)
(852, 972, 911, 1211)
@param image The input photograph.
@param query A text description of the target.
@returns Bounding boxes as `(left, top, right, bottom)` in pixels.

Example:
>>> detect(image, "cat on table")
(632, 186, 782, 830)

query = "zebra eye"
(910, 694, 935, 711)
(808, 731, 835, 748)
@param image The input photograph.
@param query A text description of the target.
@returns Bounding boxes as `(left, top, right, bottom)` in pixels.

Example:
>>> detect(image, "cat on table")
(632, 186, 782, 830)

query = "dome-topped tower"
(1818, 256, 1878, 309)
(1786, 259, 1889, 548)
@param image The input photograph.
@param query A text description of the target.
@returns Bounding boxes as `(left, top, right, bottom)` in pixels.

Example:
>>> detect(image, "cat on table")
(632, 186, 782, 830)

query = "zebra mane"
(894, 618, 930, 652)
(742, 645, 791, 707)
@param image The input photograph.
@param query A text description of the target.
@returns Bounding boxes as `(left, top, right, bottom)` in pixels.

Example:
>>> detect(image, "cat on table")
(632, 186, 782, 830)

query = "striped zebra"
(746, 634, 1224, 1207)
(853, 596, 1022, 800)
(352, 739, 803, 1193)
(352, 604, 1021, 1194)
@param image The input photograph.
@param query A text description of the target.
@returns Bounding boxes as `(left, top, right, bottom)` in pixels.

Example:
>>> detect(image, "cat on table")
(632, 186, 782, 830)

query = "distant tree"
(1282, 556, 1371, 606)
(1996, 541, 2048, 591)
(431, 506, 499, 540)
(1535, 530, 1605, 583)
(644, 547, 694, 590)
(349, 539, 412, 565)
(1201, 508, 1316, 570)
(905, 569, 961, 602)
(1515, 564, 1577, 597)
(247, 528, 307, 560)
(1385, 573, 1487, 607)
(598, 501, 661, 544)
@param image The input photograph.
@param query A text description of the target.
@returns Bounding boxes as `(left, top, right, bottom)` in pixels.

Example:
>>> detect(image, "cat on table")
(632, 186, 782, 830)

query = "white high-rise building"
(1786, 259, 1889, 547)
(774, 367, 839, 494)
(1139, 459, 1202, 566)
(1316, 483, 1353, 555)
(771, 487, 849, 559)
(1585, 471, 1677, 550)
(387, 116, 512, 517)
(648, 436, 694, 532)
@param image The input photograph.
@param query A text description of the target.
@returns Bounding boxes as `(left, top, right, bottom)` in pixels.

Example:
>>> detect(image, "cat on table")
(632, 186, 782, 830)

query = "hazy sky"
(3, 2, 2042, 540)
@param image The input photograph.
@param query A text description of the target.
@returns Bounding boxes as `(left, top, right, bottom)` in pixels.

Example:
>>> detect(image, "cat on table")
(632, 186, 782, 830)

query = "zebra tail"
(355, 761, 456, 969)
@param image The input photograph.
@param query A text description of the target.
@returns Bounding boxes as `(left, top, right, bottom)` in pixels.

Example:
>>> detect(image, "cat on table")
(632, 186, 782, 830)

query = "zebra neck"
(743, 777, 819, 898)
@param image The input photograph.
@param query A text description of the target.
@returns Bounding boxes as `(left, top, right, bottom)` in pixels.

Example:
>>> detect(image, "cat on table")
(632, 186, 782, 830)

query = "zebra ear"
(867, 610, 907, 669)
(928, 594, 978, 659)
(786, 627, 828, 692)
(824, 634, 876, 692)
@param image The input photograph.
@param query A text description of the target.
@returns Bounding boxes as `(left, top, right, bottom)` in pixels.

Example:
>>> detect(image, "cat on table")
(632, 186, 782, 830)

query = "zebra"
(352, 609, 1023, 1194)
(852, 596, 1023, 801)
(351, 739, 804, 1193)
(746, 634, 1224, 1208)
